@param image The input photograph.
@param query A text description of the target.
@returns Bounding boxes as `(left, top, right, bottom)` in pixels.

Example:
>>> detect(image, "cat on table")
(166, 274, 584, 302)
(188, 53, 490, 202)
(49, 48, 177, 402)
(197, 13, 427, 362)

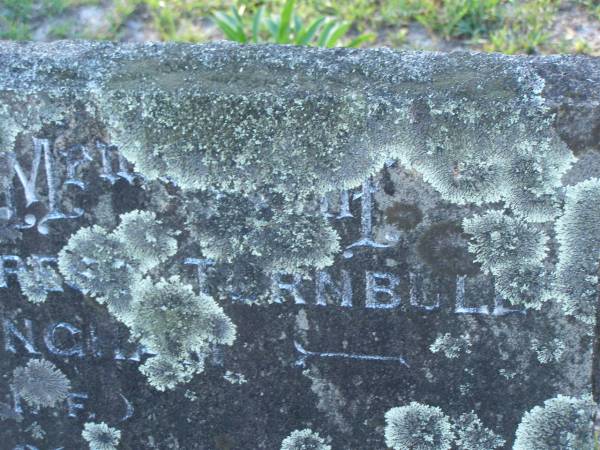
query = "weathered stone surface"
(0, 41, 599, 449)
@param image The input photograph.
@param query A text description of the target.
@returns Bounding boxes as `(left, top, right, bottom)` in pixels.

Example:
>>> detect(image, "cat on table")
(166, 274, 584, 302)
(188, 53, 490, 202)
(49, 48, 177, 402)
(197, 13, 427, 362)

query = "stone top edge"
(0, 39, 598, 59)
(1, 40, 599, 153)
(1, 40, 598, 90)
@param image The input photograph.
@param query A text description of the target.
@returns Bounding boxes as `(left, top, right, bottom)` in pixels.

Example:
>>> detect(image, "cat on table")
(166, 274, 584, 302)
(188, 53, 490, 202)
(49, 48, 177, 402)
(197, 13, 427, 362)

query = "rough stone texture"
(0, 41, 599, 449)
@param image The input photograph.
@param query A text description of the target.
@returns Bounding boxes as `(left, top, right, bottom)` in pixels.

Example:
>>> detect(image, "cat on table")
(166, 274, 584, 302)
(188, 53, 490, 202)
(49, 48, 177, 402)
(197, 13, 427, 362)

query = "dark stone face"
(0, 42, 597, 450)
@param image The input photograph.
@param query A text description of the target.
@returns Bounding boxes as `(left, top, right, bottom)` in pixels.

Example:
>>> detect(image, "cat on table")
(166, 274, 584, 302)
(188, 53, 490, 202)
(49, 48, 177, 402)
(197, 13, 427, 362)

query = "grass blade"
(325, 21, 351, 47)
(277, 0, 295, 44)
(266, 17, 279, 40)
(296, 16, 325, 45)
(213, 12, 246, 42)
(347, 32, 376, 48)
(316, 20, 336, 47)
(252, 6, 264, 42)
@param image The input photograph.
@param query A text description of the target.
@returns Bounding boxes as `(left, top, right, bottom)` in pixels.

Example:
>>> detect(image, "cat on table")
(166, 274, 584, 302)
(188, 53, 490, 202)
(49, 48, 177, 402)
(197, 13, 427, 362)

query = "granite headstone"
(0, 41, 599, 449)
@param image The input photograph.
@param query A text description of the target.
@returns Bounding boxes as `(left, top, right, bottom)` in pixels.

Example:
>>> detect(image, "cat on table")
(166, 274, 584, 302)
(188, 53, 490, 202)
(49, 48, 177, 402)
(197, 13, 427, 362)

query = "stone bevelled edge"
(0, 40, 599, 153)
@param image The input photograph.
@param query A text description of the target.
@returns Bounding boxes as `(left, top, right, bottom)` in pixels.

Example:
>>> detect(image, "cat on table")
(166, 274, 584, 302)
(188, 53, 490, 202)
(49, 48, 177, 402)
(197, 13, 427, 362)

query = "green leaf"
(218, 10, 243, 31)
(347, 32, 376, 48)
(325, 21, 352, 48)
(293, 13, 302, 35)
(231, 5, 244, 26)
(316, 20, 336, 47)
(212, 12, 246, 43)
(252, 6, 264, 43)
(295, 16, 324, 45)
(266, 17, 279, 40)
(277, 0, 295, 44)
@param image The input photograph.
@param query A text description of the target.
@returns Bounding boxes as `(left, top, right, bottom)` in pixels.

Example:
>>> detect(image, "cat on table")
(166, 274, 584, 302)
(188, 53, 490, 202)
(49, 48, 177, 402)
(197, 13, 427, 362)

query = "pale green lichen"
(454, 412, 505, 450)
(463, 210, 552, 308)
(127, 276, 236, 357)
(554, 178, 600, 325)
(58, 225, 138, 316)
(0, 95, 67, 152)
(17, 257, 63, 304)
(124, 276, 236, 389)
(493, 264, 552, 310)
(504, 138, 573, 222)
(99, 89, 397, 197)
(429, 332, 472, 359)
(57, 210, 237, 390)
(384, 402, 454, 450)
(410, 125, 507, 206)
(280, 428, 331, 450)
(394, 100, 572, 223)
(530, 338, 566, 364)
(113, 210, 179, 271)
(513, 395, 595, 450)
(82, 422, 121, 450)
(11, 359, 71, 409)
(463, 211, 548, 272)
(89, 47, 574, 328)
(187, 191, 339, 273)
(138, 355, 202, 392)
(58, 209, 178, 314)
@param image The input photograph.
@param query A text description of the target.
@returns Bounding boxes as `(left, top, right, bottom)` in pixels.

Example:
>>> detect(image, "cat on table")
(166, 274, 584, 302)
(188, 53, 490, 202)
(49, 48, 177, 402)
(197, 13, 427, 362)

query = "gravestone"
(0, 41, 599, 449)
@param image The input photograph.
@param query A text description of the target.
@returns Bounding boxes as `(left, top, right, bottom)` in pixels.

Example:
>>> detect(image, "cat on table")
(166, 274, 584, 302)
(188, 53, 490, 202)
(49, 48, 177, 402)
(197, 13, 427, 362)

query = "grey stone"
(0, 41, 598, 449)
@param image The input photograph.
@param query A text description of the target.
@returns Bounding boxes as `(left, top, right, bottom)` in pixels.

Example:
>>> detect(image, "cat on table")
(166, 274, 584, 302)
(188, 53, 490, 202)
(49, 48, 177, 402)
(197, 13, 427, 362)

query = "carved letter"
(2, 319, 40, 355)
(320, 190, 353, 219)
(12, 139, 44, 207)
(67, 392, 88, 418)
(27, 255, 64, 293)
(0, 255, 26, 288)
(454, 275, 490, 314)
(184, 258, 215, 294)
(345, 178, 391, 256)
(119, 393, 135, 422)
(271, 272, 306, 304)
(97, 141, 137, 185)
(365, 271, 401, 309)
(315, 270, 352, 307)
(37, 139, 84, 234)
(409, 272, 441, 311)
(44, 322, 84, 357)
(61, 144, 92, 189)
(492, 294, 525, 316)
